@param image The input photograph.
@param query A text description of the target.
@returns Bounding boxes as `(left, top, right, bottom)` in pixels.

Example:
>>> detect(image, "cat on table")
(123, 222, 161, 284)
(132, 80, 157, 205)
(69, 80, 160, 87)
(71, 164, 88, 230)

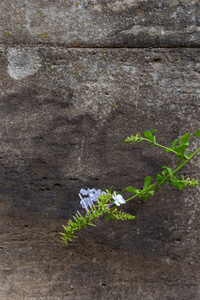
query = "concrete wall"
(0, 1, 200, 299)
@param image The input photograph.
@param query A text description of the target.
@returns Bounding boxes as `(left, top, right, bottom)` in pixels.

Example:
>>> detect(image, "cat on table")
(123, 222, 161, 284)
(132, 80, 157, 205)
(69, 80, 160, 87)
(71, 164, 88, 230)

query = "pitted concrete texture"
(1, 0, 200, 299)
(0, 0, 200, 47)
(0, 47, 200, 299)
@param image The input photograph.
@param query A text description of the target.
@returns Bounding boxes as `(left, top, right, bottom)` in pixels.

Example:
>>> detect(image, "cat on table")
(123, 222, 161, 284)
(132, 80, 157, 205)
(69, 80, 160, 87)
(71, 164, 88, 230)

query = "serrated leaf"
(144, 131, 154, 142)
(194, 129, 200, 137)
(151, 130, 157, 133)
(180, 133, 190, 145)
(143, 176, 151, 189)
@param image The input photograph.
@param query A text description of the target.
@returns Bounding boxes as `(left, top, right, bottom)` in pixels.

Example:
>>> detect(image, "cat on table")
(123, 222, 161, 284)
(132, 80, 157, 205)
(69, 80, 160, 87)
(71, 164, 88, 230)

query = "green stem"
(142, 138, 188, 159)
(172, 147, 200, 174)
(122, 146, 200, 204)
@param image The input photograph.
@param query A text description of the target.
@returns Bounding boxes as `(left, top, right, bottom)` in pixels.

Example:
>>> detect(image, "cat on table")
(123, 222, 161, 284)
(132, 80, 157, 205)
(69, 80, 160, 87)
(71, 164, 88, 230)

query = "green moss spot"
(3, 31, 10, 37)
(40, 32, 48, 39)
(77, 64, 83, 70)
(136, 9, 144, 16)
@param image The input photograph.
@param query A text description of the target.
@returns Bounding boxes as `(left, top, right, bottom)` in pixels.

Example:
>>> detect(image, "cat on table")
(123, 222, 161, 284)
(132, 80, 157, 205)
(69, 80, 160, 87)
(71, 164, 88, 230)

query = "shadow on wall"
(0, 84, 194, 256)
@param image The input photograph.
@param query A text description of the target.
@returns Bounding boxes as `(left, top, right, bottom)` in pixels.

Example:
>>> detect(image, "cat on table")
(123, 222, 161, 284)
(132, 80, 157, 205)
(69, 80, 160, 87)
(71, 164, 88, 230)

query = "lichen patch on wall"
(7, 48, 41, 80)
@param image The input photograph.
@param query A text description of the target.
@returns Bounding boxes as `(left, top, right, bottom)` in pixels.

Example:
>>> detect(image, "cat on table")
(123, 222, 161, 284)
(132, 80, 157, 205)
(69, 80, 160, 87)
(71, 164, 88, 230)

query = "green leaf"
(162, 166, 173, 179)
(186, 152, 192, 158)
(147, 185, 155, 192)
(109, 186, 113, 193)
(175, 147, 182, 155)
(194, 129, 200, 137)
(143, 176, 151, 189)
(106, 214, 111, 221)
(175, 144, 188, 156)
(125, 186, 138, 194)
(180, 133, 190, 145)
(88, 222, 96, 227)
(172, 139, 178, 150)
(144, 131, 154, 142)
(140, 194, 148, 201)
(168, 180, 185, 189)
(111, 213, 116, 219)
(180, 144, 188, 155)
(156, 174, 162, 180)
(177, 158, 184, 166)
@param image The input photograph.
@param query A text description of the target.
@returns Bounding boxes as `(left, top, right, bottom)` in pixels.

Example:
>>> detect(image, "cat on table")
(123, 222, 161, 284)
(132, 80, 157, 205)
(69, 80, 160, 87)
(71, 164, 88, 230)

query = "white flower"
(112, 191, 126, 206)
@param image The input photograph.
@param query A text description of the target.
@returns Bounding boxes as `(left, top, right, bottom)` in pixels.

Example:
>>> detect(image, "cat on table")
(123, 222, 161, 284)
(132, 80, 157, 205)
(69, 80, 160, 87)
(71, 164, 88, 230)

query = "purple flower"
(112, 192, 126, 206)
(79, 188, 106, 210)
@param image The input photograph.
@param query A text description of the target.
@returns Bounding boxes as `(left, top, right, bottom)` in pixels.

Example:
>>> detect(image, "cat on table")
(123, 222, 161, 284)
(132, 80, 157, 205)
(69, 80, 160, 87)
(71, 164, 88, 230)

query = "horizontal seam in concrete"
(0, 44, 200, 49)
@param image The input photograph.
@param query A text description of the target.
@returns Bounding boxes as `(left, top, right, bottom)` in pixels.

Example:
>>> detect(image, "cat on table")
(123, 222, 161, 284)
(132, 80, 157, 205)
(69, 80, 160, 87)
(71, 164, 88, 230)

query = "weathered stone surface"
(0, 0, 200, 47)
(0, 47, 200, 299)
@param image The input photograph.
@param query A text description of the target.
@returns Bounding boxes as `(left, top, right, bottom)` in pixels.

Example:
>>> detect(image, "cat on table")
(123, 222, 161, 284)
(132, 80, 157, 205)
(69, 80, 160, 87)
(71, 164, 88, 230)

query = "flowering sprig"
(61, 129, 200, 246)
(61, 189, 133, 245)
(79, 188, 106, 210)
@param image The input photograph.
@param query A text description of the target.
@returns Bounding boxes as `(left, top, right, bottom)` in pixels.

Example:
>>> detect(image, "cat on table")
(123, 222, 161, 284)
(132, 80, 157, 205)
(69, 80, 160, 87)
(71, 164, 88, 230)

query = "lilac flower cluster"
(79, 188, 106, 210)
(79, 188, 126, 211)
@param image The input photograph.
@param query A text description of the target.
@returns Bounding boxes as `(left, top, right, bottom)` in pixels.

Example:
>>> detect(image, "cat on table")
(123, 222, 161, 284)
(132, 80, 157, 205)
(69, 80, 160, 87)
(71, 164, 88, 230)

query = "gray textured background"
(0, 1, 200, 299)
